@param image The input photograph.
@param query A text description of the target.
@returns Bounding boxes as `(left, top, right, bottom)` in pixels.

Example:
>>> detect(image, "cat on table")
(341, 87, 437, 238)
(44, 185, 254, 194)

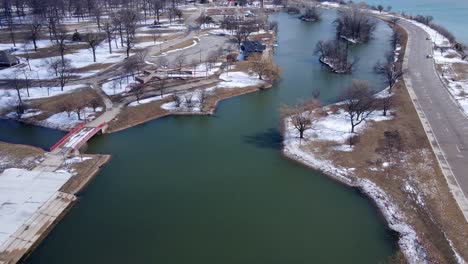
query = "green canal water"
(2, 10, 399, 263)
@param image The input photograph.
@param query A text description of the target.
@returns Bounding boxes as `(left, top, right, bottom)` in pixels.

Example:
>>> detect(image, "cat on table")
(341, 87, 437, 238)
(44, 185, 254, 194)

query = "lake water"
(366, 0, 468, 44)
(3, 10, 399, 263)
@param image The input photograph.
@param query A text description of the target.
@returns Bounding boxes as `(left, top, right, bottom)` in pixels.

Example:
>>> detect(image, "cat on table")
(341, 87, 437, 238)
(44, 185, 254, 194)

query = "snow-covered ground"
(0, 168, 72, 247)
(282, 103, 427, 264)
(0, 38, 158, 80)
(0, 85, 85, 112)
(128, 93, 172, 106)
(153, 38, 199, 57)
(37, 107, 102, 131)
(208, 29, 269, 36)
(160, 88, 214, 112)
(217, 71, 264, 88)
(101, 76, 137, 95)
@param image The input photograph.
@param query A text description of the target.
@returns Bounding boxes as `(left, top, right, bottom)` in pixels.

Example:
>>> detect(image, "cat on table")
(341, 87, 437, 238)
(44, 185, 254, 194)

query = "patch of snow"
(64, 156, 92, 164)
(38, 107, 102, 131)
(282, 98, 428, 263)
(0, 85, 85, 112)
(0, 168, 72, 247)
(128, 93, 172, 106)
(101, 76, 136, 95)
(217, 71, 264, 88)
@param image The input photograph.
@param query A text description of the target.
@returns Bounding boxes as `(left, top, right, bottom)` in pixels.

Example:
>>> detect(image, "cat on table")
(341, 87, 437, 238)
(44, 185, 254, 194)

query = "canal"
(3, 10, 398, 263)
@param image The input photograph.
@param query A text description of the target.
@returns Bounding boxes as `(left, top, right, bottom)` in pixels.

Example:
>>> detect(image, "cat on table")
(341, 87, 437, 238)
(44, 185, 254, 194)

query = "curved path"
(398, 18, 468, 220)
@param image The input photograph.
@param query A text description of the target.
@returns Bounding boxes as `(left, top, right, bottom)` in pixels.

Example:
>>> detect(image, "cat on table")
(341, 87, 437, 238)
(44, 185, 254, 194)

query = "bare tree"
(234, 25, 255, 46)
(131, 83, 145, 103)
(45, 58, 61, 77)
(334, 5, 376, 43)
(157, 77, 167, 97)
(91, 4, 103, 30)
(172, 93, 182, 107)
(248, 54, 280, 80)
(280, 99, 320, 139)
(377, 5, 384, 13)
(103, 20, 116, 54)
(174, 53, 186, 70)
(74, 96, 89, 120)
(6, 12, 16, 47)
(57, 100, 74, 117)
(12, 69, 24, 107)
(314, 39, 356, 73)
(379, 95, 392, 116)
(55, 28, 68, 64)
(156, 56, 169, 69)
(152, 0, 164, 24)
(89, 97, 101, 112)
(28, 16, 42, 51)
(374, 52, 403, 93)
(56, 58, 74, 91)
(85, 32, 103, 62)
(134, 50, 149, 74)
(185, 93, 194, 108)
(195, 12, 214, 28)
(111, 11, 124, 47)
(198, 89, 208, 111)
(300, 5, 321, 22)
(121, 9, 139, 58)
(340, 80, 377, 133)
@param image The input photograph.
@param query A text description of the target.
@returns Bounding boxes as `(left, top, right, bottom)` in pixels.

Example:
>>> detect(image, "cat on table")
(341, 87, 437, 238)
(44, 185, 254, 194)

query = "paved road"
(399, 19, 468, 214)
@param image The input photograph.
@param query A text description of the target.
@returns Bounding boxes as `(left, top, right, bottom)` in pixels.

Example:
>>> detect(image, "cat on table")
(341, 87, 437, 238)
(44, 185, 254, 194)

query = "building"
(0, 50, 20, 67)
(240, 40, 266, 59)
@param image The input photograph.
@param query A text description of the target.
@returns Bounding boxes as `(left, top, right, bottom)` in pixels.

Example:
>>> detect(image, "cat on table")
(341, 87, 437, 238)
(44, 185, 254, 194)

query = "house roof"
(240, 40, 266, 56)
(0, 50, 19, 65)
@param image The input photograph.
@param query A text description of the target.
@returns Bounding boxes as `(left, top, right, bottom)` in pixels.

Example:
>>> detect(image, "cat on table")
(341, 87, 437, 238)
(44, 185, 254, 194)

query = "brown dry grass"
(159, 38, 198, 54)
(0, 142, 44, 173)
(59, 154, 110, 195)
(107, 97, 171, 132)
(74, 63, 113, 73)
(452, 63, 468, 81)
(28, 87, 104, 119)
(299, 23, 468, 263)
(17, 43, 89, 59)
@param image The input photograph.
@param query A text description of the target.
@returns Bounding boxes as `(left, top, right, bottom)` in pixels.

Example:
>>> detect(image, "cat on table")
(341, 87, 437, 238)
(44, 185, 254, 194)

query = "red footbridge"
(50, 122, 107, 153)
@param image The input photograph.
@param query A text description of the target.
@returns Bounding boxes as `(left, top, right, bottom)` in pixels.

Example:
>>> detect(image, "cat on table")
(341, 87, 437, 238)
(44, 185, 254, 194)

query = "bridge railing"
(50, 122, 86, 152)
(72, 122, 107, 151)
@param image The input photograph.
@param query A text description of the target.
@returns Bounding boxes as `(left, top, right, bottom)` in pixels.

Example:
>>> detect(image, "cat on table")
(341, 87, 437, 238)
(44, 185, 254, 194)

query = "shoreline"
(0, 147, 111, 263)
(281, 5, 468, 262)
(107, 83, 273, 133)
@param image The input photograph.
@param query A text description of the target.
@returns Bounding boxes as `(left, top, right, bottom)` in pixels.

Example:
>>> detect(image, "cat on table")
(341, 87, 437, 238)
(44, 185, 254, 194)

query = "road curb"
(401, 25, 468, 222)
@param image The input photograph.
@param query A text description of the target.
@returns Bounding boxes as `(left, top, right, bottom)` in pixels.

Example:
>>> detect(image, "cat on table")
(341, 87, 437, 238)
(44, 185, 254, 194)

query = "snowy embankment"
(406, 20, 468, 115)
(218, 71, 265, 88)
(208, 29, 270, 36)
(0, 85, 85, 112)
(37, 107, 102, 131)
(154, 71, 264, 113)
(128, 93, 172, 106)
(282, 105, 428, 264)
(319, 57, 350, 74)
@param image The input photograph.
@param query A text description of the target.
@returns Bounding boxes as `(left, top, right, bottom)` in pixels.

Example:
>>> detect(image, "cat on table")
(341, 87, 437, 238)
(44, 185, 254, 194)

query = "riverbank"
(282, 19, 468, 263)
(0, 141, 110, 263)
